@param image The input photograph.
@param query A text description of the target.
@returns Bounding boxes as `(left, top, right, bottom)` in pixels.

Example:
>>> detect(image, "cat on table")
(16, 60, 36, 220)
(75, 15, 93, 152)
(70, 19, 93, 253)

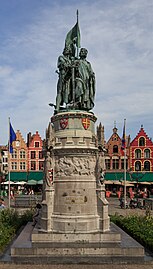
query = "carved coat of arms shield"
(60, 118, 68, 129)
(82, 118, 90, 130)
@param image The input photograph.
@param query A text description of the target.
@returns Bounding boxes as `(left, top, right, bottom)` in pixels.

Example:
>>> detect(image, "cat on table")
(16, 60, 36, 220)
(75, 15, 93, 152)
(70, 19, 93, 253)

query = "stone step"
(11, 222, 145, 264)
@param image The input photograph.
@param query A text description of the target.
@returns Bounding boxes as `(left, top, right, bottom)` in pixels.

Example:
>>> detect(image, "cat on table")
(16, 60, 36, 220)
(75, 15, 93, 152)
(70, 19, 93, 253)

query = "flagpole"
(123, 119, 127, 209)
(8, 117, 11, 208)
(76, 9, 79, 59)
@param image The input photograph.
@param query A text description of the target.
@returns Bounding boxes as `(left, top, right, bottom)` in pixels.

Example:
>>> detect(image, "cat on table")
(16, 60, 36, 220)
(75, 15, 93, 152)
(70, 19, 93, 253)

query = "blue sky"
(0, 0, 153, 144)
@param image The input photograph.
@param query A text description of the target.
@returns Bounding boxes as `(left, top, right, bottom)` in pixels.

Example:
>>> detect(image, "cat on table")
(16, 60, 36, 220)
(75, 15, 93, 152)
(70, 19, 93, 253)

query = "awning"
(105, 180, 134, 186)
(6, 171, 44, 182)
(105, 172, 131, 182)
(26, 179, 43, 185)
(105, 172, 153, 183)
(14, 181, 26, 185)
(26, 180, 38, 185)
(2, 181, 14, 185)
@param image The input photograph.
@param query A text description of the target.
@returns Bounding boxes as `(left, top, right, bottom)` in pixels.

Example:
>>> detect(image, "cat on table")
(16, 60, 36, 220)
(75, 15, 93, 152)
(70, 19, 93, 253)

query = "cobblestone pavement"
(108, 197, 153, 217)
(0, 263, 153, 269)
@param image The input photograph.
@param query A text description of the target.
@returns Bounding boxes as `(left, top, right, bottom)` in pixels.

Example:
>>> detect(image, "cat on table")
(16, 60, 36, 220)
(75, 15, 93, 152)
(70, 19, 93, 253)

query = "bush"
(111, 214, 153, 252)
(0, 208, 33, 253)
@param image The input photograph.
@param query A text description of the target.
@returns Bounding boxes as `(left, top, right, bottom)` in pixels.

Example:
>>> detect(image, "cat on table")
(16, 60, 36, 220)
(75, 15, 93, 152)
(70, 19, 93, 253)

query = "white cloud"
(0, 0, 153, 144)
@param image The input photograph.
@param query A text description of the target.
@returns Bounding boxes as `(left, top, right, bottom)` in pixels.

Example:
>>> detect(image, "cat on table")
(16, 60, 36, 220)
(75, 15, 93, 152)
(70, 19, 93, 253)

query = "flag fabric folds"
(121, 121, 126, 150)
(10, 122, 16, 153)
(65, 22, 81, 56)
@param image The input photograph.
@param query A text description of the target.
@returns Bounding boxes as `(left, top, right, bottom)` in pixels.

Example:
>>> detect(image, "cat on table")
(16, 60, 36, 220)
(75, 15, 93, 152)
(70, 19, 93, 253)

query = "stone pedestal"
(41, 110, 109, 233)
(10, 110, 145, 263)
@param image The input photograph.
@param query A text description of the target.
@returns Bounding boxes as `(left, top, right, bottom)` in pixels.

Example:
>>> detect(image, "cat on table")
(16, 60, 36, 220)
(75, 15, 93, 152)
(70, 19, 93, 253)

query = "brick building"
(27, 131, 44, 172)
(10, 130, 28, 172)
(4, 130, 44, 184)
(105, 125, 130, 172)
(130, 125, 153, 172)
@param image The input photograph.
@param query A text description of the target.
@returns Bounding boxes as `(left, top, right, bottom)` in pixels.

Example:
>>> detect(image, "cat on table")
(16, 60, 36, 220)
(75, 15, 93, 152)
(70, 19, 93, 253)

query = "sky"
(0, 0, 153, 145)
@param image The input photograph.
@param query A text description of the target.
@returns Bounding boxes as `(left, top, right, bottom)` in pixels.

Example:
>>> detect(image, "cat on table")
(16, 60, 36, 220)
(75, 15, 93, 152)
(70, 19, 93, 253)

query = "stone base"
(11, 222, 145, 264)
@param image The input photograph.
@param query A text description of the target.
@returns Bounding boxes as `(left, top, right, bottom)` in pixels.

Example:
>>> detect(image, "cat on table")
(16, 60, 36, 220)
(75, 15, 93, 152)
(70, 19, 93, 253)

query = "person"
(0, 198, 6, 209)
(74, 48, 95, 110)
(55, 46, 73, 112)
(32, 203, 42, 227)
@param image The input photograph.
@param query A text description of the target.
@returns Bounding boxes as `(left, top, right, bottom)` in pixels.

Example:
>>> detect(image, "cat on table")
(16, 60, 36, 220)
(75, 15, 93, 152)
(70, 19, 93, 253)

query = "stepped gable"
(130, 125, 153, 147)
(106, 128, 121, 145)
(28, 131, 43, 147)
(14, 130, 27, 149)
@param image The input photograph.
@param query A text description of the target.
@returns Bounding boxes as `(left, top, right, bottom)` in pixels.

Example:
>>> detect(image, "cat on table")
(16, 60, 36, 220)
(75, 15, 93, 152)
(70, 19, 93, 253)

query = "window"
(121, 159, 128, 170)
(39, 161, 44, 170)
(144, 161, 150, 171)
(20, 162, 26, 170)
(11, 162, 17, 170)
(144, 149, 150, 159)
(113, 145, 118, 153)
(3, 157, 8, 163)
(35, 142, 39, 147)
(3, 164, 8, 172)
(20, 150, 26, 159)
(12, 150, 17, 158)
(105, 159, 110, 170)
(135, 161, 141, 171)
(135, 149, 141, 159)
(39, 151, 43, 159)
(139, 137, 145, 146)
(31, 151, 36, 159)
(31, 161, 36, 170)
(112, 159, 119, 169)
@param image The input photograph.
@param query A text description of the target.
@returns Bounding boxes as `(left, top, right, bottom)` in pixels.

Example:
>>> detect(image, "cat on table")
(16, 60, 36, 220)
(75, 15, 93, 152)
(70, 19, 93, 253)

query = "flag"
(65, 21, 81, 56)
(121, 120, 126, 150)
(10, 122, 16, 153)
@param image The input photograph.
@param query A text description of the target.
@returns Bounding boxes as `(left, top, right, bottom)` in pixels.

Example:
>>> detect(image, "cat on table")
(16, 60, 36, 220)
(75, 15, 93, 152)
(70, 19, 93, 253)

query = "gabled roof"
(28, 131, 43, 147)
(130, 126, 153, 146)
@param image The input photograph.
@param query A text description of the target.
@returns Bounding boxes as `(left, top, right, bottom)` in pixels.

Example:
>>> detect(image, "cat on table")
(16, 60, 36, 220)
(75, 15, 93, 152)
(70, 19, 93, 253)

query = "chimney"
(27, 132, 32, 146)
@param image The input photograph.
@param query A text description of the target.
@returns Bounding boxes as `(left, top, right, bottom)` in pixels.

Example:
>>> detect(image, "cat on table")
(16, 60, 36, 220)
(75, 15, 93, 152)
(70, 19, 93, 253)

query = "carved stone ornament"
(44, 151, 54, 187)
(60, 118, 68, 129)
(82, 118, 90, 130)
(55, 156, 96, 177)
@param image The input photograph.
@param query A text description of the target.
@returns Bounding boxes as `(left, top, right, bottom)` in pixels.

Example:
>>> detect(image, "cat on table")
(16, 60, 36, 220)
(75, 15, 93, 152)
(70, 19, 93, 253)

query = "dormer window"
(35, 142, 39, 147)
(113, 145, 118, 153)
(139, 137, 145, 146)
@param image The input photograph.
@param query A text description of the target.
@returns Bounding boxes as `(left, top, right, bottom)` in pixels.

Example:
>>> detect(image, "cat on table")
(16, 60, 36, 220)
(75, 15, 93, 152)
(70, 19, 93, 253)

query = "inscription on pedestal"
(65, 196, 84, 204)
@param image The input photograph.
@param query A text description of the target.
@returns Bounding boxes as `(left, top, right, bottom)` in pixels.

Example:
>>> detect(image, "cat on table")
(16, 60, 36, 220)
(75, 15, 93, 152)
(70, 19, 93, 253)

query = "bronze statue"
(55, 15, 95, 113)
(55, 46, 73, 112)
(75, 48, 95, 110)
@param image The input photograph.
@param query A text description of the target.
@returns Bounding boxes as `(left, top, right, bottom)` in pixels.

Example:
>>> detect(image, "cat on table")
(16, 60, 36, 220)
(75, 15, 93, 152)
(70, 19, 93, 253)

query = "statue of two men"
(55, 47, 95, 112)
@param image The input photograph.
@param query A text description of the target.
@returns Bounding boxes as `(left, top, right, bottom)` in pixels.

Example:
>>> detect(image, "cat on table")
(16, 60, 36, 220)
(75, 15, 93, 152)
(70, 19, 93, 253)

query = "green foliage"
(111, 214, 153, 251)
(0, 209, 20, 229)
(0, 208, 33, 253)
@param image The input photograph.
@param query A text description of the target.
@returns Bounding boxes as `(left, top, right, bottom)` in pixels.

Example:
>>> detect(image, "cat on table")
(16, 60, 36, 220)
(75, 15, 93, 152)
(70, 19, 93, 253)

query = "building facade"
(10, 130, 28, 172)
(0, 130, 44, 184)
(27, 131, 44, 172)
(105, 126, 130, 172)
(130, 125, 153, 172)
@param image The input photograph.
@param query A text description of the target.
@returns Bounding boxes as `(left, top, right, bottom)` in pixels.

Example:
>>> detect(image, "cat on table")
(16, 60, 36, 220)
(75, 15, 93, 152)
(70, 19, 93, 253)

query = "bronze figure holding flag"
(55, 11, 95, 113)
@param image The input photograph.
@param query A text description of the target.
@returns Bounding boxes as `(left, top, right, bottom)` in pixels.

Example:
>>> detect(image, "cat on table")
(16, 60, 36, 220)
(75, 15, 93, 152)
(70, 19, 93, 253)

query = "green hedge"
(0, 208, 33, 253)
(111, 214, 153, 251)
